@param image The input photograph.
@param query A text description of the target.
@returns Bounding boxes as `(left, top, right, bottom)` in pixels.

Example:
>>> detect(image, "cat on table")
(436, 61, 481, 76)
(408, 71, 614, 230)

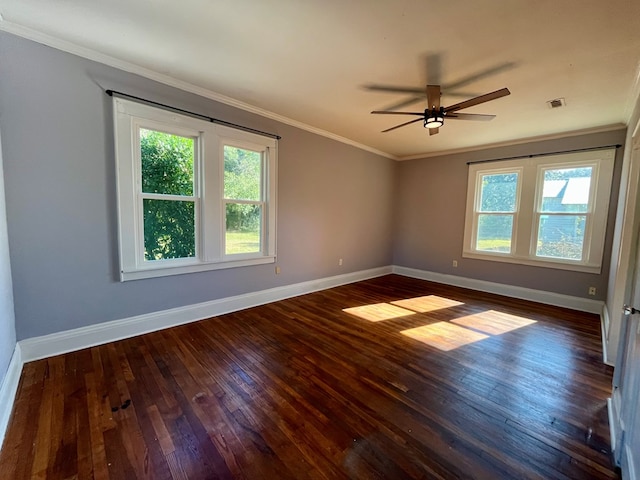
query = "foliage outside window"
(114, 98, 277, 281)
(140, 129, 196, 261)
(224, 146, 263, 255)
(463, 149, 615, 273)
(476, 172, 519, 254)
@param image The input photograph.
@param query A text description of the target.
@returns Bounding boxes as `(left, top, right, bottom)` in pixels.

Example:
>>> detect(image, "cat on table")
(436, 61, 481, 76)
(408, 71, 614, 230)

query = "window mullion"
(201, 127, 220, 262)
(515, 164, 535, 258)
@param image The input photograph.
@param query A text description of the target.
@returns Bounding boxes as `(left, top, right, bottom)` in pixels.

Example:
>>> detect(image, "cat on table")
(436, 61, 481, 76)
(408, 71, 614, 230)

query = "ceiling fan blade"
(429, 127, 439, 136)
(382, 117, 424, 133)
(364, 84, 424, 94)
(371, 110, 424, 115)
(442, 62, 517, 91)
(381, 95, 425, 111)
(425, 53, 442, 86)
(426, 85, 441, 109)
(443, 91, 485, 98)
(446, 113, 496, 121)
(378, 88, 479, 111)
(444, 88, 511, 113)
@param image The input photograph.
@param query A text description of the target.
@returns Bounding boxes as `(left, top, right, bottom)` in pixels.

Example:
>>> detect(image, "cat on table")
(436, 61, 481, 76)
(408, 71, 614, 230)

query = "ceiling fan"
(371, 85, 510, 135)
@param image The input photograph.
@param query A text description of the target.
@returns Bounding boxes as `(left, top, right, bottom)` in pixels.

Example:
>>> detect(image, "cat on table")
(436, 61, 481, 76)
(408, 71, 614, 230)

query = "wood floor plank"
(0, 275, 619, 479)
(85, 371, 110, 480)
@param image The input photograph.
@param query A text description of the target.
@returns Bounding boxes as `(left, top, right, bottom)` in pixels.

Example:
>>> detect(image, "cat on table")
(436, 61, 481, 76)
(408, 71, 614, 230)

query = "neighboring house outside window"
(463, 148, 615, 273)
(114, 98, 277, 281)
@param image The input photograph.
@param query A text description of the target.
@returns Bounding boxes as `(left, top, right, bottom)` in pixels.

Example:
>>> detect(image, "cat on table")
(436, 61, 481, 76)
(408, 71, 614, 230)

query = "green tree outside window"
(140, 129, 195, 261)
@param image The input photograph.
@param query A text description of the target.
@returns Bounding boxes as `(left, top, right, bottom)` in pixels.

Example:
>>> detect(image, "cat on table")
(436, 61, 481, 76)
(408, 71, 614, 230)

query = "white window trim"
(114, 98, 277, 281)
(462, 148, 615, 274)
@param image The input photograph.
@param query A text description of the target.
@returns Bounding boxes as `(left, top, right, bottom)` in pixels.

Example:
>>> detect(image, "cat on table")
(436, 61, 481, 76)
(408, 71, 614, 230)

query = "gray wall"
(393, 130, 626, 300)
(0, 32, 395, 340)
(0, 131, 16, 387)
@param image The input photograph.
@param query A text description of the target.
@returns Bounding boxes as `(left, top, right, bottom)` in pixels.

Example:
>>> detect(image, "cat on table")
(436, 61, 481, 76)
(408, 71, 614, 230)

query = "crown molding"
(0, 21, 397, 161)
(398, 124, 627, 161)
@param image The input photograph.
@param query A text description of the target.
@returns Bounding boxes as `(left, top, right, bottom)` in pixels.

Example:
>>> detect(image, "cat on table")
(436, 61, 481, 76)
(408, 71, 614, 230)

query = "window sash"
(136, 125, 202, 265)
(223, 200, 264, 258)
(533, 212, 588, 260)
(475, 213, 515, 254)
(469, 167, 522, 258)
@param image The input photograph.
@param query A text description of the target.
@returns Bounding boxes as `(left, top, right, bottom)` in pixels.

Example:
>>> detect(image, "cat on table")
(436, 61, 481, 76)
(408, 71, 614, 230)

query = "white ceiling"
(1, 0, 639, 159)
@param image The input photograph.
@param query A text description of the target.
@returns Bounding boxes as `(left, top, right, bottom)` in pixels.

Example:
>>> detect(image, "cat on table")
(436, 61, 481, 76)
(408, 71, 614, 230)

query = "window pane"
(225, 203, 261, 254)
(143, 199, 195, 261)
(541, 167, 591, 213)
(224, 146, 261, 201)
(476, 214, 513, 253)
(479, 173, 518, 212)
(536, 214, 585, 260)
(140, 128, 194, 196)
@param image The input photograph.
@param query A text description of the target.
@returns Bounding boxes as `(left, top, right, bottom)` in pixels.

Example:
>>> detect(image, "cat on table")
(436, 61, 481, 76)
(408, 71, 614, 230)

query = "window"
(114, 98, 277, 281)
(463, 148, 615, 273)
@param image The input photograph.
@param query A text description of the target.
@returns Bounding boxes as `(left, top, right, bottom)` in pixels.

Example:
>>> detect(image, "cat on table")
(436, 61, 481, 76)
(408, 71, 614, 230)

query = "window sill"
(120, 256, 276, 281)
(461, 251, 602, 274)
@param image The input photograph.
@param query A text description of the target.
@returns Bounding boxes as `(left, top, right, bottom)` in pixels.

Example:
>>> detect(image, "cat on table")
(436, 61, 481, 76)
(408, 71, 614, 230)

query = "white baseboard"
(0, 343, 22, 451)
(603, 303, 611, 339)
(18, 266, 392, 363)
(392, 266, 605, 314)
(601, 308, 614, 366)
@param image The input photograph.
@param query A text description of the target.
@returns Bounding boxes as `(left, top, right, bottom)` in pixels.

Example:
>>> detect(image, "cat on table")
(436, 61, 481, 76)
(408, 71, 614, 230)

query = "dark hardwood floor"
(0, 274, 618, 479)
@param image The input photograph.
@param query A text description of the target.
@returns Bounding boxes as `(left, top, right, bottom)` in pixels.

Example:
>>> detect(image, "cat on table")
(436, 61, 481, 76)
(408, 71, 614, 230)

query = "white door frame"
(609, 119, 640, 479)
(606, 119, 640, 364)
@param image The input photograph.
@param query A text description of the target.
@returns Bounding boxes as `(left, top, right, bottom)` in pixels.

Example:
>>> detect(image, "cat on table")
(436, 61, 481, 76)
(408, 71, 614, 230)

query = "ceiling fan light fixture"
(424, 117, 444, 129)
(424, 113, 444, 129)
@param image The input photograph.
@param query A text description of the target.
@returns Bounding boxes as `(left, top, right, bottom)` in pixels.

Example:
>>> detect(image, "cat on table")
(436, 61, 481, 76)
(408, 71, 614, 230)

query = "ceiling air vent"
(547, 98, 566, 109)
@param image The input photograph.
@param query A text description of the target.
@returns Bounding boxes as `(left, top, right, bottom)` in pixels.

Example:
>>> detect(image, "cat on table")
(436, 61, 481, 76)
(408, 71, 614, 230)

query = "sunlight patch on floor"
(344, 294, 540, 351)
(401, 322, 489, 351)
(343, 303, 416, 322)
(450, 310, 536, 335)
(391, 295, 464, 313)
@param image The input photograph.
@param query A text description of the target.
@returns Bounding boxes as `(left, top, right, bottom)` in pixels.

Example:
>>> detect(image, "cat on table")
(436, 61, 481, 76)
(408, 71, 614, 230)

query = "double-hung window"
(114, 98, 277, 281)
(463, 148, 615, 273)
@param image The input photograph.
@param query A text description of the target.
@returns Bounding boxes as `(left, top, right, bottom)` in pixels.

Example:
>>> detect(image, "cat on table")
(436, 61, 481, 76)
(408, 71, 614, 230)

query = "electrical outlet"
(452, 260, 458, 268)
(588, 286, 596, 296)
(275, 266, 281, 274)
(339, 258, 343, 266)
